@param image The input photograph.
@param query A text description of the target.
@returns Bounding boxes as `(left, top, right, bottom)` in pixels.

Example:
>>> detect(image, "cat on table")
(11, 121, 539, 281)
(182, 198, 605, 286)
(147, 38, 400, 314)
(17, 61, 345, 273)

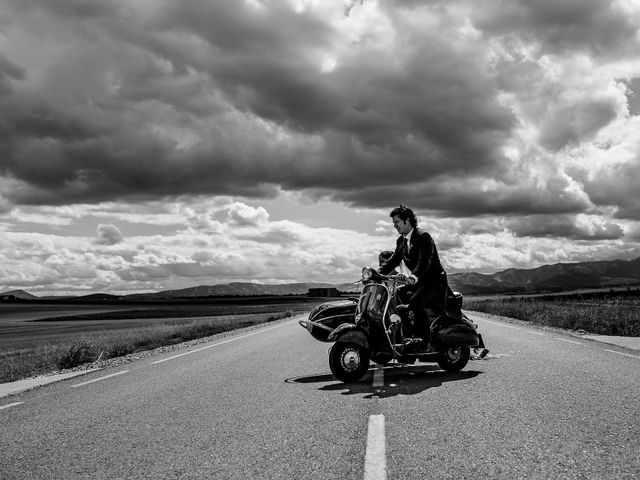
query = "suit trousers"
(398, 274, 448, 338)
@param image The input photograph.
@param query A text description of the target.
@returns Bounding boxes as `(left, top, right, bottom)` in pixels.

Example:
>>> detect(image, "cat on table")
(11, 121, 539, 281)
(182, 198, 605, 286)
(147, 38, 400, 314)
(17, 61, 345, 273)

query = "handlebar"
(362, 267, 411, 285)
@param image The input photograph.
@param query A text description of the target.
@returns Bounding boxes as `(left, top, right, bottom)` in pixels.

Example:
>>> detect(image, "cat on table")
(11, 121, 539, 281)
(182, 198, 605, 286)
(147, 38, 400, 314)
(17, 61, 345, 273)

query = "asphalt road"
(1, 313, 639, 479)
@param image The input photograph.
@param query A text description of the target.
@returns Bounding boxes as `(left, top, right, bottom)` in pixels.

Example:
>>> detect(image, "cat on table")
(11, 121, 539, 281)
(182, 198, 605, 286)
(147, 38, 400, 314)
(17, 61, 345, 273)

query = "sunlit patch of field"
(0, 311, 297, 383)
(0, 298, 330, 383)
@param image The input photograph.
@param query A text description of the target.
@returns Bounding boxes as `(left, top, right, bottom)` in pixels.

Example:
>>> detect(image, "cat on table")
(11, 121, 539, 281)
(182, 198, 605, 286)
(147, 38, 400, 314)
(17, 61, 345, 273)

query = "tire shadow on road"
(285, 366, 482, 398)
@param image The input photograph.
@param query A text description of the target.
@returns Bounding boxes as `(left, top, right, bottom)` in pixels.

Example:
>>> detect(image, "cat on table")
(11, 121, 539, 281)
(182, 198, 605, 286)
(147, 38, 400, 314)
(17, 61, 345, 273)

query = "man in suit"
(378, 204, 449, 346)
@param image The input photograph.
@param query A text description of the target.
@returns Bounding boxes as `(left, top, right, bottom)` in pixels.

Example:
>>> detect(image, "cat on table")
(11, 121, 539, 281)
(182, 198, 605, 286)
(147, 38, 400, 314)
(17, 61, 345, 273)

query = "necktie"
(402, 236, 409, 257)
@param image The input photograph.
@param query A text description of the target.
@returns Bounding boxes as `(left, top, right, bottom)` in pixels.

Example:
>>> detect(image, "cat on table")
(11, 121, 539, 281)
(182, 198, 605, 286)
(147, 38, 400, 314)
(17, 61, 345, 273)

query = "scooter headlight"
(362, 267, 372, 281)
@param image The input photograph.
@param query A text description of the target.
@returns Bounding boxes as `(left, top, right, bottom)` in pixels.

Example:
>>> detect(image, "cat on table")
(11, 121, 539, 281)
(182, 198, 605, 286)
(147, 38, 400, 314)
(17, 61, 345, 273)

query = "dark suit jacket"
(379, 228, 444, 282)
(379, 227, 448, 309)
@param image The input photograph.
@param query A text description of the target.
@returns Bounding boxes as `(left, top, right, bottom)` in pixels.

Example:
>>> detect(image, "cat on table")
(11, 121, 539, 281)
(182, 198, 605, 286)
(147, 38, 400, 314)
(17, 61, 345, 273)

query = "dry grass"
(0, 311, 294, 383)
(465, 295, 640, 337)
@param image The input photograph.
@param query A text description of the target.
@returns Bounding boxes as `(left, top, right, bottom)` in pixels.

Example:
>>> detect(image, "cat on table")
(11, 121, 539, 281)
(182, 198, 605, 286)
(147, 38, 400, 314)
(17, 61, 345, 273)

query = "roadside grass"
(465, 296, 640, 337)
(0, 311, 294, 384)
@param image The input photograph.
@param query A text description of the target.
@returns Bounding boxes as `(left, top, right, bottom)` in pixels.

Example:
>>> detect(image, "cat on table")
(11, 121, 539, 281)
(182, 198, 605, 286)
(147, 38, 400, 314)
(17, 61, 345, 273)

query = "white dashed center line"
(364, 414, 386, 480)
(0, 402, 23, 411)
(372, 368, 384, 388)
(71, 370, 129, 388)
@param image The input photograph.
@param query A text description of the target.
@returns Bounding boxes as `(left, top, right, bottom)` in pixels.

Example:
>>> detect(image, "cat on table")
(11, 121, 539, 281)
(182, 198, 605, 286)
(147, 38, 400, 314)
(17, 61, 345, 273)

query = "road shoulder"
(467, 310, 640, 352)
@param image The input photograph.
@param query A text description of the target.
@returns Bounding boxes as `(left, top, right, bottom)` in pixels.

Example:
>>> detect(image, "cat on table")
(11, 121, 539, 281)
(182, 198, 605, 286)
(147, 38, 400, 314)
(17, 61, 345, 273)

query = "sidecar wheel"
(436, 346, 470, 372)
(329, 342, 370, 382)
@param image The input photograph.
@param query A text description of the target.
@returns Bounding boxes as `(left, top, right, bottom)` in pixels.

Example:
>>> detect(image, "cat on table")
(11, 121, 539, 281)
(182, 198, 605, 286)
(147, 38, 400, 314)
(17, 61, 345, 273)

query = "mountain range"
(447, 256, 640, 294)
(3, 256, 640, 300)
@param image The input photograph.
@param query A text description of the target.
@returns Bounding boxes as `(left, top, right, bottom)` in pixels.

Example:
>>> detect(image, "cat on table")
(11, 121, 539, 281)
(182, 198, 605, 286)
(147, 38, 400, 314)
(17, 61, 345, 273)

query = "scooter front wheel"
(329, 342, 370, 383)
(436, 346, 470, 372)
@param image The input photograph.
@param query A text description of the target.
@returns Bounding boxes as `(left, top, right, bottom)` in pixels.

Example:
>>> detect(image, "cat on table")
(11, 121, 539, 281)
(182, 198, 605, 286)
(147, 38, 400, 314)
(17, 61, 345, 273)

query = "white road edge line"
(604, 349, 639, 359)
(0, 402, 23, 411)
(478, 317, 549, 335)
(476, 318, 521, 330)
(151, 319, 298, 365)
(372, 368, 384, 388)
(71, 370, 129, 388)
(556, 338, 583, 345)
(364, 414, 386, 480)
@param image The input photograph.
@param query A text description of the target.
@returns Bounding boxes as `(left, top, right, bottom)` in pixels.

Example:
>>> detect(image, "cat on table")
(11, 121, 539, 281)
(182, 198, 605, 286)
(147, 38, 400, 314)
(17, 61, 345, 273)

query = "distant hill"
(0, 289, 39, 300)
(123, 282, 360, 300)
(75, 293, 123, 301)
(448, 257, 640, 294)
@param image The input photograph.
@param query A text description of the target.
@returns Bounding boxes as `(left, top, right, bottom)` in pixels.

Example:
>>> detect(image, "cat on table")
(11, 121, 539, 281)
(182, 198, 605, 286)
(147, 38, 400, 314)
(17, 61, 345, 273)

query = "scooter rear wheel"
(436, 346, 470, 372)
(329, 342, 370, 382)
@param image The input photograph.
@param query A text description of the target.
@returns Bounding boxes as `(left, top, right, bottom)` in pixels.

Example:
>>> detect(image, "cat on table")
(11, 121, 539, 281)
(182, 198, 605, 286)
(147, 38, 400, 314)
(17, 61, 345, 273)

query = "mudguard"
(432, 312, 480, 347)
(329, 324, 369, 350)
(434, 325, 479, 347)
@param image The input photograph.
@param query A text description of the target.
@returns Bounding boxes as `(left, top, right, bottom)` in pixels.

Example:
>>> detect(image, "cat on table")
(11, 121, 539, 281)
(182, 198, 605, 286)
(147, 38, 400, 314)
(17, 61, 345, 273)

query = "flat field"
(0, 297, 332, 382)
(0, 297, 327, 350)
(465, 289, 640, 336)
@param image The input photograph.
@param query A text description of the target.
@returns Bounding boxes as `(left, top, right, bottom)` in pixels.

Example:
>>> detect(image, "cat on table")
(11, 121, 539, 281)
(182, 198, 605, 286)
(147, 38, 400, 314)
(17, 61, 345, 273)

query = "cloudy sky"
(1, 0, 640, 295)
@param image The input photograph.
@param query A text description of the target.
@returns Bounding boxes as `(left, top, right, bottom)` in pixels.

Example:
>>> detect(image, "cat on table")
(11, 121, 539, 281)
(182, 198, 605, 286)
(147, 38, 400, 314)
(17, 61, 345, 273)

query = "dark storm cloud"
(626, 78, 640, 116)
(507, 215, 624, 240)
(1, 0, 637, 223)
(0, 0, 517, 212)
(333, 168, 591, 217)
(6, 0, 119, 19)
(472, 0, 640, 56)
(573, 161, 640, 220)
(538, 98, 618, 151)
(0, 53, 25, 97)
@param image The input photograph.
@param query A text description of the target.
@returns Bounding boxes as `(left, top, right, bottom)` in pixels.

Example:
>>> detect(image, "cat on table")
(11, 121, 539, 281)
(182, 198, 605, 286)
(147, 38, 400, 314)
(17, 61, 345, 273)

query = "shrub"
(57, 342, 100, 369)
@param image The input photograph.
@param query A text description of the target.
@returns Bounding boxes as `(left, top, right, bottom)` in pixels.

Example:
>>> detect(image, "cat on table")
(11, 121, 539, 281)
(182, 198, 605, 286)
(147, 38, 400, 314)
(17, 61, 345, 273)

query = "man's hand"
(407, 275, 417, 285)
(389, 273, 407, 282)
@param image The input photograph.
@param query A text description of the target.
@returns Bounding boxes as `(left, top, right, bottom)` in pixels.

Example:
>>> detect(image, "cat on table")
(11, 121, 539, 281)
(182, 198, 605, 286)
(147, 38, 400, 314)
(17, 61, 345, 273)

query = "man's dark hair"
(390, 204, 417, 228)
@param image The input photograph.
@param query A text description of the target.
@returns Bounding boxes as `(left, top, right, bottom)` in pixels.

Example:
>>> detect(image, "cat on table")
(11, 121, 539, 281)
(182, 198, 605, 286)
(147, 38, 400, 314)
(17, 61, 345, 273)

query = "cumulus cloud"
(227, 202, 269, 227)
(1, 199, 639, 295)
(95, 224, 124, 245)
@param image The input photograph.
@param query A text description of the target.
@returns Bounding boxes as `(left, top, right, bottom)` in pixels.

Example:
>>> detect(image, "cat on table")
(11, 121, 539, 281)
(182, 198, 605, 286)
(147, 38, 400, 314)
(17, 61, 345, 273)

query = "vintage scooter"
(299, 267, 487, 382)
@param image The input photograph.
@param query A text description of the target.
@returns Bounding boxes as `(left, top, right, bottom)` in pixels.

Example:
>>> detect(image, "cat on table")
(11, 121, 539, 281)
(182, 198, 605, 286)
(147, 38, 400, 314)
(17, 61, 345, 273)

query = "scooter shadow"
(287, 364, 482, 399)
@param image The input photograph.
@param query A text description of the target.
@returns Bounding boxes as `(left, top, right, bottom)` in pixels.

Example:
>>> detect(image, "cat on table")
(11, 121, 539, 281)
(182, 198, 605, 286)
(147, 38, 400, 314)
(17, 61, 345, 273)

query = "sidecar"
(299, 299, 357, 342)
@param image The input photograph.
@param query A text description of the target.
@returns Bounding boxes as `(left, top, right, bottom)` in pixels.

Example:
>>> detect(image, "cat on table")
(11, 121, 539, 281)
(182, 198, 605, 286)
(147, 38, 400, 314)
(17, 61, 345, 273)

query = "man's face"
(392, 215, 412, 236)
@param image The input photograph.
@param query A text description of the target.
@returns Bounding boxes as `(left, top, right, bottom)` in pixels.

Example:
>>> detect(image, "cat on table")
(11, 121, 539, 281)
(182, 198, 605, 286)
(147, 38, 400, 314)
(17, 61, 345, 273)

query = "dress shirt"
(402, 229, 418, 283)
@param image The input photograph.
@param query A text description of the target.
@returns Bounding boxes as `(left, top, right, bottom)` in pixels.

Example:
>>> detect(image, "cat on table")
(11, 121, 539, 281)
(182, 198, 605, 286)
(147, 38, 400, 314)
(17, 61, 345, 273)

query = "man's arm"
(379, 237, 402, 275)
(409, 231, 435, 281)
